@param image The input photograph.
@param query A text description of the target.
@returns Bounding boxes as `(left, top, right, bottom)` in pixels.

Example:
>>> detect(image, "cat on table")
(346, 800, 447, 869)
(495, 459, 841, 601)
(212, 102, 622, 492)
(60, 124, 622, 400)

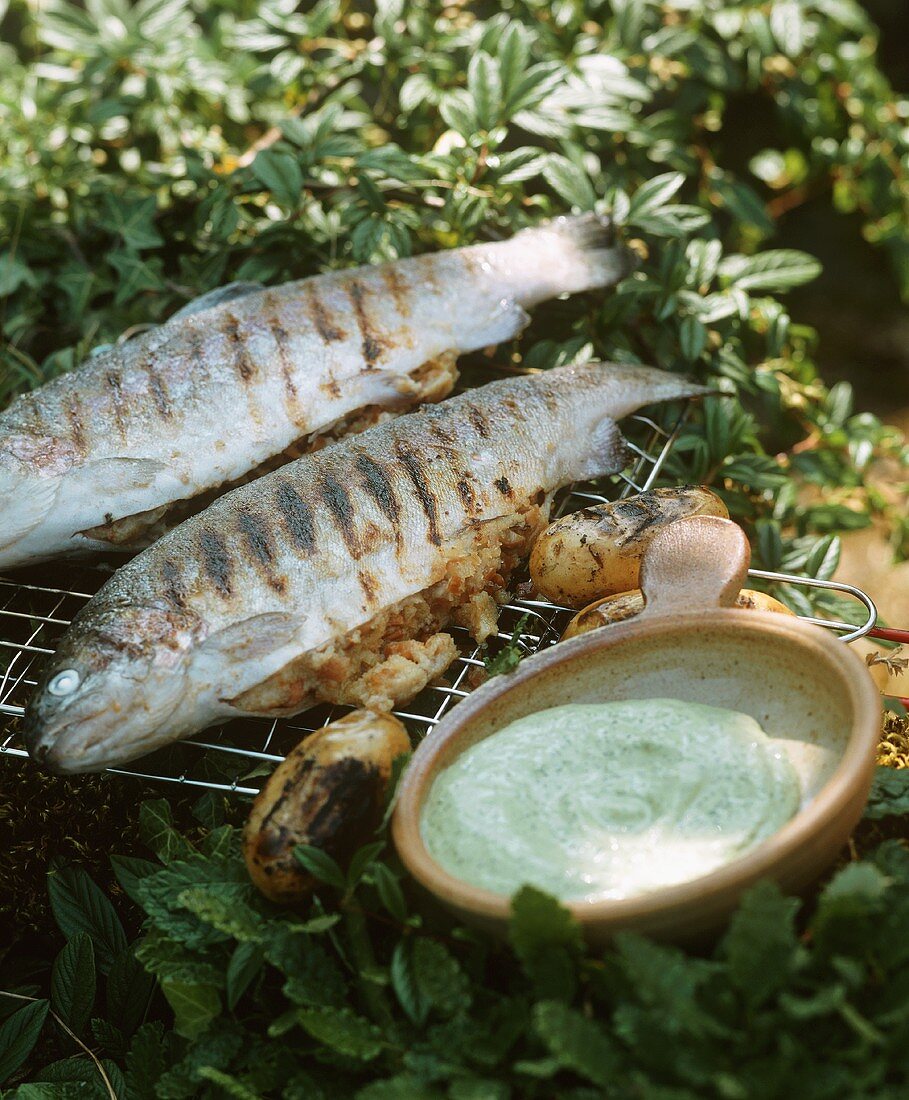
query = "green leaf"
(252, 149, 303, 207)
(161, 981, 220, 1040)
(294, 1006, 384, 1061)
(509, 887, 582, 1000)
(628, 172, 685, 217)
(99, 194, 163, 250)
(391, 938, 470, 1025)
(371, 862, 407, 922)
(226, 942, 264, 1010)
(804, 535, 841, 580)
(483, 614, 530, 678)
(440, 89, 478, 138)
(722, 880, 800, 1007)
(719, 250, 822, 292)
(679, 314, 707, 361)
(0, 1000, 50, 1085)
(108, 249, 165, 306)
(468, 52, 501, 131)
(864, 767, 909, 821)
(532, 1001, 620, 1087)
(107, 947, 155, 1038)
(139, 799, 194, 863)
(0, 251, 39, 296)
(542, 155, 595, 212)
(50, 933, 96, 1036)
(47, 867, 127, 975)
(294, 845, 346, 890)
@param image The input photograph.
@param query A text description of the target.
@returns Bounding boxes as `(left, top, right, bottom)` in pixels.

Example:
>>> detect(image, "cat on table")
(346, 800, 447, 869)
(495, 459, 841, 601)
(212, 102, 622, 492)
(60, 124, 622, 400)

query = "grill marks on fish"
(237, 507, 286, 593)
(65, 393, 88, 455)
(395, 443, 441, 546)
(143, 355, 172, 421)
(161, 558, 188, 609)
(305, 283, 345, 343)
(222, 313, 256, 384)
(105, 370, 127, 438)
(381, 266, 412, 319)
(494, 475, 514, 499)
(466, 402, 491, 439)
(199, 528, 233, 598)
(275, 480, 316, 556)
(319, 471, 361, 558)
(354, 453, 401, 527)
(262, 292, 306, 428)
(347, 279, 387, 370)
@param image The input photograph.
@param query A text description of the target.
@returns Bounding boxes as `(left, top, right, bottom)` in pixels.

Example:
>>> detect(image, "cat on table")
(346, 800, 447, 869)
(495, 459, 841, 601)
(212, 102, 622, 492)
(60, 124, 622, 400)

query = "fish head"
(24, 602, 202, 773)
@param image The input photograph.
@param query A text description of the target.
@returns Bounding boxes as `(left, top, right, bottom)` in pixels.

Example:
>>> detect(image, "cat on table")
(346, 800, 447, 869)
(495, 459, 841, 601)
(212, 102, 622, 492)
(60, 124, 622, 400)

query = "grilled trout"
(0, 216, 632, 570)
(24, 361, 707, 773)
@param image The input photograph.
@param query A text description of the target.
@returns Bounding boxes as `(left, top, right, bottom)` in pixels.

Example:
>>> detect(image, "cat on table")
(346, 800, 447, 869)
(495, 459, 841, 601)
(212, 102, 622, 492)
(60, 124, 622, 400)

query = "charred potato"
(244, 710, 410, 904)
(562, 587, 796, 640)
(530, 486, 728, 608)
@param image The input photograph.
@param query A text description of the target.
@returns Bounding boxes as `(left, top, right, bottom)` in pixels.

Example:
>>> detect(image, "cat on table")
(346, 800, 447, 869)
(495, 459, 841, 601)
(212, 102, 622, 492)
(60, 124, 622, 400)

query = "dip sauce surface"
(421, 699, 800, 902)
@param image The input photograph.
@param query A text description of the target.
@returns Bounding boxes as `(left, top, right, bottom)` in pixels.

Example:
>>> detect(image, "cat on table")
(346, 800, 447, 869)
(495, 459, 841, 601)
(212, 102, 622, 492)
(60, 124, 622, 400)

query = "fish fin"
(507, 214, 636, 306)
(199, 613, 303, 663)
(466, 297, 531, 350)
(537, 213, 637, 289)
(575, 417, 634, 481)
(67, 457, 176, 496)
(0, 462, 61, 552)
(169, 282, 264, 321)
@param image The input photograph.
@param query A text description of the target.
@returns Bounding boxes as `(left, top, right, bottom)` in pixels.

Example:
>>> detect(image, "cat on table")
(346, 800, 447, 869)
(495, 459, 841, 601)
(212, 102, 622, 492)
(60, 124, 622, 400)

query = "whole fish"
(24, 361, 707, 773)
(0, 215, 633, 570)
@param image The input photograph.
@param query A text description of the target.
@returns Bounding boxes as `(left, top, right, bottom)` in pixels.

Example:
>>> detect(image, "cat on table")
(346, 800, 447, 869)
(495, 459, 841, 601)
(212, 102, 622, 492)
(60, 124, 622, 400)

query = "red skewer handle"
(869, 627, 909, 645)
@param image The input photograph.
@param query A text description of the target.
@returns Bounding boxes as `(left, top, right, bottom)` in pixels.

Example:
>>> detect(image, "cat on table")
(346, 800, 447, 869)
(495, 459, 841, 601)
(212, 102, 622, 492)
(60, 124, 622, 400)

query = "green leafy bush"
(2, 0, 907, 575)
(4, 786, 909, 1097)
(2, 0, 909, 1093)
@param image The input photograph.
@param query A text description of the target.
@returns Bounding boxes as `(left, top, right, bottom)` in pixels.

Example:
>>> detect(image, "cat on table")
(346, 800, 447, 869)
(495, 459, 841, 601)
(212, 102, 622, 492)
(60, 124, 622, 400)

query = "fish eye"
(47, 669, 81, 697)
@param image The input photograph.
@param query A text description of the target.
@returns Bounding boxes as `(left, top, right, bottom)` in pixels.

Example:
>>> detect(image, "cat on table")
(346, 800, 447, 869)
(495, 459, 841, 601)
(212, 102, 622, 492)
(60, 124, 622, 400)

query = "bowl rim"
(391, 608, 882, 926)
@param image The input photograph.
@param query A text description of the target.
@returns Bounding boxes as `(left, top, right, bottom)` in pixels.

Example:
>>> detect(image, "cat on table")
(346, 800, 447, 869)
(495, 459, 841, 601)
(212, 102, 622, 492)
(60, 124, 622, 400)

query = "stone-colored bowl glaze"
(392, 517, 881, 944)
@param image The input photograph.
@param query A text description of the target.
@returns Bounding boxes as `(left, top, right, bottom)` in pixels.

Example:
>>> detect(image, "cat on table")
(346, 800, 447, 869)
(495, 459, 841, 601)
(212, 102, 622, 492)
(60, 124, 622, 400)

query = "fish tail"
(488, 214, 637, 308)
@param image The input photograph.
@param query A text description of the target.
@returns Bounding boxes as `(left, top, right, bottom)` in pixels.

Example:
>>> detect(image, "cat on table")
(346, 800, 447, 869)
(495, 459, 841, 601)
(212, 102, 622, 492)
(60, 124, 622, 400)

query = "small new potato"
(244, 710, 411, 904)
(562, 587, 796, 640)
(531, 486, 728, 608)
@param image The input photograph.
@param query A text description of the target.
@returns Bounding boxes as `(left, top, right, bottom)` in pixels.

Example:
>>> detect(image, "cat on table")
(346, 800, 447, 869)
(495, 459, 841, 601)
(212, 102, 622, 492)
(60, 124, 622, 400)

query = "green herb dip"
(421, 699, 800, 901)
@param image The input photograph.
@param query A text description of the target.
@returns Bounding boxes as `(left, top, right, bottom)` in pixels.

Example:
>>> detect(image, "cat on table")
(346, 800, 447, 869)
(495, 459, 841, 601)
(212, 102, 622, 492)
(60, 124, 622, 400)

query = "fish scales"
(23, 361, 709, 773)
(0, 215, 633, 569)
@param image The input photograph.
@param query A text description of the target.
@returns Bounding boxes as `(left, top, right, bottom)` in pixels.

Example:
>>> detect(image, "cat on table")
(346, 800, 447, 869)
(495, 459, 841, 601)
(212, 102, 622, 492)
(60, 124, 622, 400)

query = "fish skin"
(24, 361, 708, 774)
(0, 215, 634, 570)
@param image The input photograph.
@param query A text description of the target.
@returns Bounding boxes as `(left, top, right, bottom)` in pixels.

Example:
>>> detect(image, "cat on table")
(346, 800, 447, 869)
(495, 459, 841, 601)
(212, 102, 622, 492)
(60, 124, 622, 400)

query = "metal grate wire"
(0, 386, 877, 797)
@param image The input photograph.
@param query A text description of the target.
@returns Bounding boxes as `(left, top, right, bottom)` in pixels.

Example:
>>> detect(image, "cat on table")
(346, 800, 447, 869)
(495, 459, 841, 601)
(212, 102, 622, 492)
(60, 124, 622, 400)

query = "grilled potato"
(562, 586, 797, 640)
(244, 710, 410, 904)
(530, 486, 728, 608)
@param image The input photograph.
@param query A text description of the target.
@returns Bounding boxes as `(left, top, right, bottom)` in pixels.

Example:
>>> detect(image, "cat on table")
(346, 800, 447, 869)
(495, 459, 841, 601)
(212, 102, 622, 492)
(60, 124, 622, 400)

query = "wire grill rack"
(0, 377, 877, 798)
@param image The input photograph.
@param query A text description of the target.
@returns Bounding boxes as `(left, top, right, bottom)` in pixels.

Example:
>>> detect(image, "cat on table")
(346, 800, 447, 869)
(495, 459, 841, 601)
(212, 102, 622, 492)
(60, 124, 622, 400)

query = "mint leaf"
(161, 981, 221, 1040)
(721, 880, 800, 1007)
(226, 943, 264, 1011)
(140, 799, 195, 863)
(294, 1007, 384, 1061)
(509, 887, 582, 1000)
(864, 768, 909, 820)
(532, 1001, 620, 1087)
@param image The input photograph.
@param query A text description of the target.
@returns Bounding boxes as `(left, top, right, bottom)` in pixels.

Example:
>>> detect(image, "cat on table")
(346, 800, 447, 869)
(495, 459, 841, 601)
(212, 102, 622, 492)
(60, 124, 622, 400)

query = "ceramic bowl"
(392, 516, 881, 944)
